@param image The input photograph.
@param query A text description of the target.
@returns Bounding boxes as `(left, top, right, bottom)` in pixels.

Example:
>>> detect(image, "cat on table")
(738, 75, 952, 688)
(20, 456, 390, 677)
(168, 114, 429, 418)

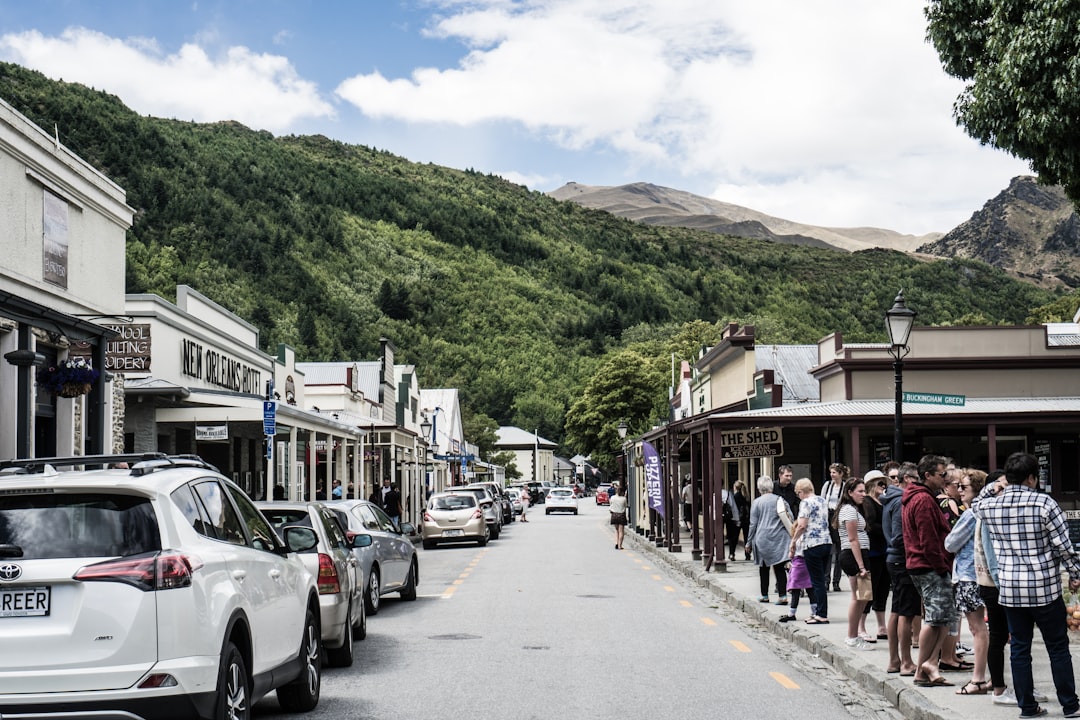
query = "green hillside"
(0, 62, 1065, 454)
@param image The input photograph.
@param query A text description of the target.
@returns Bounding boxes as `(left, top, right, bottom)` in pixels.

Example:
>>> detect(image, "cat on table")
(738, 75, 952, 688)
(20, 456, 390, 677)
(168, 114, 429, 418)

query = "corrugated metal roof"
(1048, 334, 1080, 347)
(755, 345, 819, 403)
(706, 396, 1080, 420)
(296, 361, 380, 397)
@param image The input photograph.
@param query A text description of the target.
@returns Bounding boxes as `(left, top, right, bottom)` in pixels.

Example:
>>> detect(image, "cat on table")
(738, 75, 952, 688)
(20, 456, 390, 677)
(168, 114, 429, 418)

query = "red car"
(595, 485, 612, 505)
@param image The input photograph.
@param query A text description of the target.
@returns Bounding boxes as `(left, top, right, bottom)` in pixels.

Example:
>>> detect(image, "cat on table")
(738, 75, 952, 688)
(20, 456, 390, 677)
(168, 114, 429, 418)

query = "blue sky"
(0, 1, 1032, 235)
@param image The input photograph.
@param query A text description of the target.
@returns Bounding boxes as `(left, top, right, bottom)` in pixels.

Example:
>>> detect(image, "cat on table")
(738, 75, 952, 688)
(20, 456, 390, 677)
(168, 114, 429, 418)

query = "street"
(256, 499, 900, 720)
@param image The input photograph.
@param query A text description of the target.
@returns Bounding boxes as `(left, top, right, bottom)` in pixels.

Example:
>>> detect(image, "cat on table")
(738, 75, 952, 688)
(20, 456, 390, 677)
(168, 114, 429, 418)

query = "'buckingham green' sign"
(902, 392, 966, 406)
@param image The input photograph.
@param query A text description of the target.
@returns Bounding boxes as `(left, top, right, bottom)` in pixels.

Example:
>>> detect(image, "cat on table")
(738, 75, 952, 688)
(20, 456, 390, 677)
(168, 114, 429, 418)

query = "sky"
(0, 1, 1034, 236)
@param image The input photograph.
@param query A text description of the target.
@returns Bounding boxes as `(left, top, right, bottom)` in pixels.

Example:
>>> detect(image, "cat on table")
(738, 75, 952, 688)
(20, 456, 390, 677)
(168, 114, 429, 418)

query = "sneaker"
(1063, 709, 1080, 719)
(956, 642, 973, 655)
(1033, 688, 1049, 703)
(758, 595, 769, 603)
(845, 636, 873, 651)
(993, 689, 1017, 706)
(775, 595, 789, 605)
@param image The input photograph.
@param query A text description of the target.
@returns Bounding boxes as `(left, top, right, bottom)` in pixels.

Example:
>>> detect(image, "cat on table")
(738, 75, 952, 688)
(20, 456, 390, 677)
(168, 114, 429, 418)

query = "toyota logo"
(0, 563, 22, 582)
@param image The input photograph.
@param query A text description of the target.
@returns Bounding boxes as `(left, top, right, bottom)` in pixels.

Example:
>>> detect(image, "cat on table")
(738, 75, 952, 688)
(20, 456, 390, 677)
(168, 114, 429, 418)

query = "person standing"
(609, 486, 628, 549)
(747, 475, 792, 605)
(681, 478, 694, 532)
(789, 477, 832, 625)
(720, 484, 741, 561)
(519, 486, 530, 522)
(733, 480, 751, 560)
(972, 452, 1080, 718)
(944, 469, 991, 697)
(823, 463, 848, 592)
(776, 465, 800, 518)
(381, 478, 403, 526)
(903, 454, 956, 688)
(882, 461, 919, 676)
(859, 470, 889, 643)
(836, 478, 873, 649)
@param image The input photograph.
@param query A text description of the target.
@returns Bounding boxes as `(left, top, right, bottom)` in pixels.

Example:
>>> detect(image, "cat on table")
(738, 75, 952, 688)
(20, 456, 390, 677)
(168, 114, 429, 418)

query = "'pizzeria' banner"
(642, 441, 665, 517)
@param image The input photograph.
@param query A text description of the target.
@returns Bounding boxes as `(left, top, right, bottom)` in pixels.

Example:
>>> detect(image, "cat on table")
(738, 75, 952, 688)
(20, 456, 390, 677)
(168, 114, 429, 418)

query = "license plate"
(0, 586, 51, 617)
(443, 529, 464, 537)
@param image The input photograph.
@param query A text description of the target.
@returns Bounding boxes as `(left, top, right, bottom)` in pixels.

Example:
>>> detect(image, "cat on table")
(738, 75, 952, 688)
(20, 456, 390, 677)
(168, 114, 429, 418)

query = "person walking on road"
(972, 452, 1080, 718)
(609, 486, 628, 549)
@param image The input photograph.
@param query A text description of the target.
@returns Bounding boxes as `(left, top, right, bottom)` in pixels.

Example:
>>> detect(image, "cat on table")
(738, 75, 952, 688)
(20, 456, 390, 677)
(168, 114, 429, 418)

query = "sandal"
(939, 661, 974, 672)
(956, 680, 990, 695)
(805, 616, 830, 625)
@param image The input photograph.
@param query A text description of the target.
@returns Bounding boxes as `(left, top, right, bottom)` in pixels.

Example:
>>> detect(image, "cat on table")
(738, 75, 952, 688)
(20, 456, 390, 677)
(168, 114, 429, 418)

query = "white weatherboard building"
(0, 97, 133, 460)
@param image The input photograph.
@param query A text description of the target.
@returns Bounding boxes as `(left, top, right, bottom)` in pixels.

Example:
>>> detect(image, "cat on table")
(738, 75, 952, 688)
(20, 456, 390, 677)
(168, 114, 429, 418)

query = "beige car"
(422, 492, 489, 549)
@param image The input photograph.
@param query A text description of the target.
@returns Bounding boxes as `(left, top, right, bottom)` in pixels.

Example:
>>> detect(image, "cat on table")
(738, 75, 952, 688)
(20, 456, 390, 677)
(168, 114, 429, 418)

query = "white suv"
(0, 453, 323, 720)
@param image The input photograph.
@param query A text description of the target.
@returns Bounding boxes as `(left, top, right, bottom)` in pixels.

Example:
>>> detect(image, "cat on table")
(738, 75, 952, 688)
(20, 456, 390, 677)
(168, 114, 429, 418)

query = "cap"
(864, 469, 886, 482)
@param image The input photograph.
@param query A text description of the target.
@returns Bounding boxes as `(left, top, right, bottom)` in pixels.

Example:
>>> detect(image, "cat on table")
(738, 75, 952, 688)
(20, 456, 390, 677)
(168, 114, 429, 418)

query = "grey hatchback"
(325, 499, 418, 616)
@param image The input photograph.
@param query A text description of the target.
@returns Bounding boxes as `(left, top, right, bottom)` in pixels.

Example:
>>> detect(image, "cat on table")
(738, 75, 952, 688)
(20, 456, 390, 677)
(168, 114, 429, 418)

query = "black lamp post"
(885, 290, 917, 463)
(617, 420, 630, 529)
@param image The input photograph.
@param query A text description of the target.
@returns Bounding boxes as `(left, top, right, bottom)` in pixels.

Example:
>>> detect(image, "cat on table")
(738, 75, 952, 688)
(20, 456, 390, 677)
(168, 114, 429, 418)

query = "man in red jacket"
(902, 454, 955, 687)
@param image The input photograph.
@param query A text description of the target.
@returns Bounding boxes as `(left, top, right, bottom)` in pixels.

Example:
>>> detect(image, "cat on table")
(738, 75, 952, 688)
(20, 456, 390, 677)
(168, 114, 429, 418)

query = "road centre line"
(769, 672, 800, 689)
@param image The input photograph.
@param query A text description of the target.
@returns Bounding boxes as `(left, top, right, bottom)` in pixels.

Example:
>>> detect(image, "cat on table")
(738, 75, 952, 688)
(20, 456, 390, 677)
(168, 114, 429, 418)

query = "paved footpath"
(626, 528, 1073, 720)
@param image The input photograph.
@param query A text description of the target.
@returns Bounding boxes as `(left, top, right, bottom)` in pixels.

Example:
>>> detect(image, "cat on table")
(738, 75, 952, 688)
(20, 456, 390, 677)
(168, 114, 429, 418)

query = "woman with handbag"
(609, 486, 628, 549)
(836, 477, 874, 650)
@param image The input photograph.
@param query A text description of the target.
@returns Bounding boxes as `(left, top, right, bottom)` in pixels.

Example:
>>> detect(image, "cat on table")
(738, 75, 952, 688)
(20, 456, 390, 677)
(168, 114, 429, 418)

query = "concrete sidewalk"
(627, 529, 1074, 720)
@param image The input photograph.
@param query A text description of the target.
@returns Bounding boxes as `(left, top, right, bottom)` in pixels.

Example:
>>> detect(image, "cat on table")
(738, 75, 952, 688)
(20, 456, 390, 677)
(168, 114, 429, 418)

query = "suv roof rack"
(0, 453, 219, 476)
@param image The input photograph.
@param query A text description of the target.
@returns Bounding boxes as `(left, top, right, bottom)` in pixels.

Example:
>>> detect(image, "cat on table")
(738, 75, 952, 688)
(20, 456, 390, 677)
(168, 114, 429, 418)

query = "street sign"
(902, 392, 966, 406)
(263, 400, 276, 436)
(719, 428, 784, 459)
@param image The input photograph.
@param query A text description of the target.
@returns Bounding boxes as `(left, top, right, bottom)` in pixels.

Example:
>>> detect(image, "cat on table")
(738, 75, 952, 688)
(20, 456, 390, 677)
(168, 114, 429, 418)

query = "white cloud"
(0, 27, 334, 132)
(336, 0, 1031, 233)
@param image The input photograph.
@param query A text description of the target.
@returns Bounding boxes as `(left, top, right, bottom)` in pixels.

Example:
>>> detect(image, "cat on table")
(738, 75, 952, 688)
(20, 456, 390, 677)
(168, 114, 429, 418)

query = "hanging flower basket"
(37, 358, 100, 398)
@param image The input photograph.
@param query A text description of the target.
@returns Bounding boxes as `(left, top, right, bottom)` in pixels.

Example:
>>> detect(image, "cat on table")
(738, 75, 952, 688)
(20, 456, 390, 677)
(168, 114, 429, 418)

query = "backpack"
(722, 493, 734, 523)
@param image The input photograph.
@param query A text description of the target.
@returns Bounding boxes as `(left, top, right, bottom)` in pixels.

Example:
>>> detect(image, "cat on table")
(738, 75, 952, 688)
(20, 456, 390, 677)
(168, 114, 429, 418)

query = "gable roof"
(495, 426, 558, 449)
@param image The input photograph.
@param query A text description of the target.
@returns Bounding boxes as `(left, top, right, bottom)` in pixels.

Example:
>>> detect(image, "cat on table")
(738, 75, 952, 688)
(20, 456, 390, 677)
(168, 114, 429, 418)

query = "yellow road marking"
(651, 574, 662, 581)
(641, 565, 651, 570)
(729, 640, 751, 653)
(680, 600, 693, 607)
(770, 672, 800, 689)
(442, 586, 457, 598)
(700, 618, 716, 626)
(453, 579, 465, 585)
(663, 586, 675, 592)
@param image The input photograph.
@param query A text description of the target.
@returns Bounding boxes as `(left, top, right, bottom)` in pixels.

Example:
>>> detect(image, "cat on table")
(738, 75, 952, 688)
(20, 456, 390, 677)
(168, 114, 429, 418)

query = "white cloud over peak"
(0, 27, 334, 132)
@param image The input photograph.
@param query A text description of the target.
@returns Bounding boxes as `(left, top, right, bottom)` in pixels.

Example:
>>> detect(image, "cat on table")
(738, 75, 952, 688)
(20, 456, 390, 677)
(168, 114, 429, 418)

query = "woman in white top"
(823, 463, 848, 591)
(835, 478, 872, 649)
(609, 486, 628, 549)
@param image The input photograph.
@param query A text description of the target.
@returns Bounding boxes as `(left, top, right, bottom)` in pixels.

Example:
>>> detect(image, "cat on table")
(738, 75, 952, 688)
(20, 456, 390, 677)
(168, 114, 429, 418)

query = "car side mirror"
(352, 534, 373, 549)
(284, 526, 318, 553)
(398, 521, 415, 536)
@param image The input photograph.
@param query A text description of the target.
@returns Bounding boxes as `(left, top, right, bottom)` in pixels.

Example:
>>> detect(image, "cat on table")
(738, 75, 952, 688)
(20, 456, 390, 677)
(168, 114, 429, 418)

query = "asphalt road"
(256, 498, 901, 720)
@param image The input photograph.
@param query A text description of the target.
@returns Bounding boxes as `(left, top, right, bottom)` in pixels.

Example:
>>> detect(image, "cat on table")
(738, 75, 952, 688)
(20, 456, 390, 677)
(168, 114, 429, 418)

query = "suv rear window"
(0, 493, 161, 560)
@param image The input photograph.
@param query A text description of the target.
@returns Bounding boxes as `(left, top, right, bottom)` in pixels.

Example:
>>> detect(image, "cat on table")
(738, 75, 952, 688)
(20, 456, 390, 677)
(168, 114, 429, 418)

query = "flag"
(642, 441, 665, 517)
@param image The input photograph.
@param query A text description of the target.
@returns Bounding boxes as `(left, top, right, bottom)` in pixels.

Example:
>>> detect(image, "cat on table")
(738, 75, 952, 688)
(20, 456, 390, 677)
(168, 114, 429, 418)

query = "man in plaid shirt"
(973, 452, 1080, 719)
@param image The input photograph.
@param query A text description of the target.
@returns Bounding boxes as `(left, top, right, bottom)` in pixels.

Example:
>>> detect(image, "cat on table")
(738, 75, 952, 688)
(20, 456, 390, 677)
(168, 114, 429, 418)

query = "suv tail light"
(317, 553, 341, 594)
(74, 551, 203, 591)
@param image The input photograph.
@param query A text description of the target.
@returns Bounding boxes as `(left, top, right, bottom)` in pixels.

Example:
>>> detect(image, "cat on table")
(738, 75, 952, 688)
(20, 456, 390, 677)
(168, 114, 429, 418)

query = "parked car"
(421, 492, 489, 548)
(505, 488, 524, 515)
(325, 499, 418, 616)
(464, 482, 512, 525)
(546, 487, 579, 515)
(595, 485, 612, 505)
(256, 501, 366, 666)
(0, 453, 323, 718)
(450, 486, 502, 539)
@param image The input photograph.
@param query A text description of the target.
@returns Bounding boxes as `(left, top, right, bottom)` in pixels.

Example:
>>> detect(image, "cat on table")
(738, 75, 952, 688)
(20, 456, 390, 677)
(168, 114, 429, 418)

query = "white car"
(545, 487, 579, 515)
(0, 453, 323, 720)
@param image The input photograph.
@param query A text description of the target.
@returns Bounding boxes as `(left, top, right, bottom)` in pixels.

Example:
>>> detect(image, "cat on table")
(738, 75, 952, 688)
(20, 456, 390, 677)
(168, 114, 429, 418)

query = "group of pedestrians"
(741, 452, 1080, 718)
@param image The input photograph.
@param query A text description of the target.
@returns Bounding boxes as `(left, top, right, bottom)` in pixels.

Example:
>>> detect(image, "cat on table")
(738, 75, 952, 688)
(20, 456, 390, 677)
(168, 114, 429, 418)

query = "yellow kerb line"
(770, 672, 800, 689)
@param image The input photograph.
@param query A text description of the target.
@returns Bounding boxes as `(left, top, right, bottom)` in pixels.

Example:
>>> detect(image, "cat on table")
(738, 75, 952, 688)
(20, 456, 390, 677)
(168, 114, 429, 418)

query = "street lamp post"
(885, 290, 917, 463)
(617, 420, 631, 531)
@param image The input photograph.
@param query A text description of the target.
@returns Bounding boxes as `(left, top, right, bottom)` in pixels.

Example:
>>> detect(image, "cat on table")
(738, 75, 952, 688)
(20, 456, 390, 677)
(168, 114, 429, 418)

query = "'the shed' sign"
(720, 428, 784, 459)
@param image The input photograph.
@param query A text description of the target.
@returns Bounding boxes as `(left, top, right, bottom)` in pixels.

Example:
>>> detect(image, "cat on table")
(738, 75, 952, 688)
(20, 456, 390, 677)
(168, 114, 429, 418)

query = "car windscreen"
(432, 495, 476, 510)
(0, 493, 161, 560)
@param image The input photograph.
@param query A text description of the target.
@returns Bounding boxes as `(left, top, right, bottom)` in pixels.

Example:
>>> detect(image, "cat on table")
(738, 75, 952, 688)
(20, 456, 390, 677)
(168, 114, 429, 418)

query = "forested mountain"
(0, 62, 1067, 451)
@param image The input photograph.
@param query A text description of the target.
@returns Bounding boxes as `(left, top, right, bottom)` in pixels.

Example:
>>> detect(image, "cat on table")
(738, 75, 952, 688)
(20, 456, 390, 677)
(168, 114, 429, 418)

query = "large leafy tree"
(925, 0, 1080, 201)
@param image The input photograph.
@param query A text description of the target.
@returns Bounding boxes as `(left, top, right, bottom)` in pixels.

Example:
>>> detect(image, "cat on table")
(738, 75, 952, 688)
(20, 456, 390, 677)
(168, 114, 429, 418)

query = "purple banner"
(642, 441, 665, 517)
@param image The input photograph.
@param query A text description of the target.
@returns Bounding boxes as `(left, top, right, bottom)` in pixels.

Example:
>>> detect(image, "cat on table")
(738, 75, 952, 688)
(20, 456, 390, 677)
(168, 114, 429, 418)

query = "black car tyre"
(354, 594, 367, 641)
(276, 608, 321, 712)
(326, 604, 354, 668)
(399, 561, 417, 601)
(365, 568, 381, 616)
(490, 523, 500, 540)
(422, 539, 436, 550)
(478, 527, 489, 546)
(215, 641, 250, 720)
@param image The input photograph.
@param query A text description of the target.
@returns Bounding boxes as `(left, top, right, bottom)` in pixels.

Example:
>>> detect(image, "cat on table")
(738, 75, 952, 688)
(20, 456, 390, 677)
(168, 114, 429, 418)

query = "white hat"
(863, 469, 886, 482)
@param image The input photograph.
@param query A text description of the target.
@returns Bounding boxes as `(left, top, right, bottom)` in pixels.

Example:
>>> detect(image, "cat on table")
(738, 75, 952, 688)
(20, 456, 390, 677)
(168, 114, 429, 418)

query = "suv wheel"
(326, 604, 354, 668)
(365, 569, 381, 616)
(216, 641, 250, 720)
(276, 608, 322, 712)
(354, 594, 367, 641)
(399, 561, 417, 601)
